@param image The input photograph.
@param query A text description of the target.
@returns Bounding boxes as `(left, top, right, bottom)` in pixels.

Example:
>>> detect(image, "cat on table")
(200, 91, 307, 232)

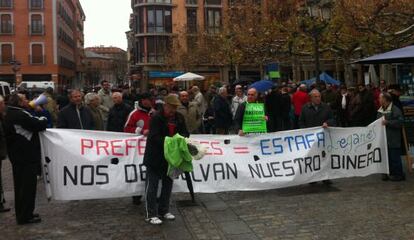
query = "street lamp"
(9, 60, 21, 87)
(300, 0, 331, 84)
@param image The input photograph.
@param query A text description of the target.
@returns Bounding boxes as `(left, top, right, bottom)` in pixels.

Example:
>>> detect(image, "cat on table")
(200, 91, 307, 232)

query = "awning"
(355, 45, 414, 64)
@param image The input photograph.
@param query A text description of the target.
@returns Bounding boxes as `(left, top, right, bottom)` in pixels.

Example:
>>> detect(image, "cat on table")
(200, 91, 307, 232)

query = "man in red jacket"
(124, 93, 154, 205)
(124, 93, 154, 135)
(292, 84, 309, 129)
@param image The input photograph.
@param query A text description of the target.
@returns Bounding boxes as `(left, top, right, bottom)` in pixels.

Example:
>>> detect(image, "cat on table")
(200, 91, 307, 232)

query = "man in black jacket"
(144, 94, 189, 225)
(213, 87, 233, 134)
(299, 89, 335, 185)
(107, 92, 132, 132)
(0, 96, 10, 213)
(4, 93, 48, 224)
(299, 89, 335, 129)
(57, 89, 94, 130)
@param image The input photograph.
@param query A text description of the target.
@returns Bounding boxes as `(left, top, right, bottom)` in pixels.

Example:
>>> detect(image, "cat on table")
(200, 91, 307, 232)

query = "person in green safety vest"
(234, 88, 267, 136)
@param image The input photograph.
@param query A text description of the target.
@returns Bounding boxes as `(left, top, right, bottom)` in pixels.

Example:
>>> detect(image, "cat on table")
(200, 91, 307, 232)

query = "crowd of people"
(0, 78, 407, 225)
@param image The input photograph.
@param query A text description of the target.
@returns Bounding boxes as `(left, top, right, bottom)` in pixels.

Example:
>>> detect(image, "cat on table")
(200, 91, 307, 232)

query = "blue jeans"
(388, 148, 404, 177)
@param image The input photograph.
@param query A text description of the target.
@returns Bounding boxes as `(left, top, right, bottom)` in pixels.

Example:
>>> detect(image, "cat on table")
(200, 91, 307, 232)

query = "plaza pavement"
(1, 159, 414, 240)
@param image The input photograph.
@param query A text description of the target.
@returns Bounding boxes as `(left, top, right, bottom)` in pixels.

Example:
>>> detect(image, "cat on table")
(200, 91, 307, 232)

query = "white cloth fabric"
(341, 94, 347, 110)
(231, 95, 247, 117)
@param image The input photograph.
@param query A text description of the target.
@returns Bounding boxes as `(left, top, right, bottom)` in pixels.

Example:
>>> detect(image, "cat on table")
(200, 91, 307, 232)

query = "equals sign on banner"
(233, 147, 250, 154)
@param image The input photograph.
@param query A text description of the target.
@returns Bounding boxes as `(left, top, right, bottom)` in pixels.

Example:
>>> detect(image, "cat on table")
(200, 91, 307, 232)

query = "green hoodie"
(164, 134, 193, 176)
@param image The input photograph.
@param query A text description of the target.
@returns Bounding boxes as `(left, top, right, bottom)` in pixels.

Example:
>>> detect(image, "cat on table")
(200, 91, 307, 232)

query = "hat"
(140, 93, 152, 100)
(164, 94, 181, 106)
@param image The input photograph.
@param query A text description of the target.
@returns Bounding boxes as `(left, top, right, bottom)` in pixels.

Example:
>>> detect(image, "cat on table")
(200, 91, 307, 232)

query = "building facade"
(129, 0, 232, 91)
(84, 50, 114, 88)
(129, 0, 382, 90)
(85, 46, 128, 86)
(0, 0, 85, 90)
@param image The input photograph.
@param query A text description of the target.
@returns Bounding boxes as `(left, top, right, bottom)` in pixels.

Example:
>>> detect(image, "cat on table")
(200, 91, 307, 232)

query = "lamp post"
(226, 32, 236, 84)
(300, 0, 331, 84)
(9, 60, 21, 87)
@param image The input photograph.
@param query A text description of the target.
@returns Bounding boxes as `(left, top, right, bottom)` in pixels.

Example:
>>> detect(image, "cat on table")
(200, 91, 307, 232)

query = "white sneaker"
(145, 217, 163, 225)
(163, 213, 175, 220)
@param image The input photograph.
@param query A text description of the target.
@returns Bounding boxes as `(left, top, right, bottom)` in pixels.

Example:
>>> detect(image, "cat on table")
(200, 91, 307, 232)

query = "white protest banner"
(40, 119, 389, 201)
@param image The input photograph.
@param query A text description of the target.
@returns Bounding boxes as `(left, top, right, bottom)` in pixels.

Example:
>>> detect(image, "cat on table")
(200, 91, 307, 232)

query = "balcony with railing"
(0, 23, 13, 35)
(29, 55, 45, 65)
(29, 24, 45, 35)
(0, 0, 13, 9)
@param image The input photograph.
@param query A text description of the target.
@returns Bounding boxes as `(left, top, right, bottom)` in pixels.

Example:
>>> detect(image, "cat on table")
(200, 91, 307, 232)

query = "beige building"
(0, 0, 85, 90)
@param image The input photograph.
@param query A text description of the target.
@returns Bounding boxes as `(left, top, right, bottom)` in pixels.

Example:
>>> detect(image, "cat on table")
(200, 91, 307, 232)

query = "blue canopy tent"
(249, 80, 275, 92)
(300, 72, 341, 86)
(355, 45, 414, 64)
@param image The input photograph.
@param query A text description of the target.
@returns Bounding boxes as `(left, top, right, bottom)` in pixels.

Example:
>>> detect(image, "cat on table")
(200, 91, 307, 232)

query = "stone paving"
(1, 159, 414, 240)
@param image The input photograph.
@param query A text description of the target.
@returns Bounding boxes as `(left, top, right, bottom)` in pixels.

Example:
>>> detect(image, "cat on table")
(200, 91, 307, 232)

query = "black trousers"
(11, 162, 38, 223)
(144, 167, 173, 219)
(0, 160, 4, 205)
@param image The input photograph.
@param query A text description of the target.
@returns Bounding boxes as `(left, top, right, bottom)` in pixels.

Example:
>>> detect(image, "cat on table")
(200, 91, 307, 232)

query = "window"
(30, 14, 43, 34)
(187, 8, 197, 33)
(206, 8, 221, 34)
(136, 38, 145, 63)
(147, 7, 172, 33)
(0, 14, 12, 34)
(205, 0, 221, 5)
(0, 44, 12, 64)
(135, 8, 144, 33)
(147, 36, 170, 63)
(29, 0, 43, 9)
(186, 0, 197, 5)
(146, 0, 171, 3)
(31, 43, 43, 64)
(187, 36, 197, 51)
(0, 0, 12, 8)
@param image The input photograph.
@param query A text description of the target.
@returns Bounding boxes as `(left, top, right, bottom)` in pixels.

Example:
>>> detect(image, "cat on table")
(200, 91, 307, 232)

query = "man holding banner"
(299, 89, 335, 129)
(299, 89, 335, 185)
(235, 88, 267, 136)
(377, 92, 405, 181)
(143, 94, 189, 225)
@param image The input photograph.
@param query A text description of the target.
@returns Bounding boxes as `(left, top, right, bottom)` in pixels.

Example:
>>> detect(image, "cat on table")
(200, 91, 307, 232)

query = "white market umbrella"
(369, 65, 379, 85)
(173, 72, 205, 82)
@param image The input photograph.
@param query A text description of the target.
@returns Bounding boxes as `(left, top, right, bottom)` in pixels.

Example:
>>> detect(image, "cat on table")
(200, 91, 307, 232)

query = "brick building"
(0, 0, 85, 90)
(84, 50, 114, 88)
(85, 46, 128, 86)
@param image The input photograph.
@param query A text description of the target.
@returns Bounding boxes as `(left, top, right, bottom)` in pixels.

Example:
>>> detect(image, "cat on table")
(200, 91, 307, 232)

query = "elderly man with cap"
(143, 94, 189, 225)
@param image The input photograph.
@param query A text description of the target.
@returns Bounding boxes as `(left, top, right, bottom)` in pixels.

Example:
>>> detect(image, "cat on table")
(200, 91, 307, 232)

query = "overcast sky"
(81, 0, 131, 50)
